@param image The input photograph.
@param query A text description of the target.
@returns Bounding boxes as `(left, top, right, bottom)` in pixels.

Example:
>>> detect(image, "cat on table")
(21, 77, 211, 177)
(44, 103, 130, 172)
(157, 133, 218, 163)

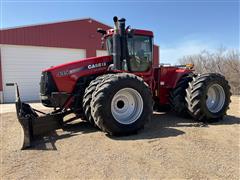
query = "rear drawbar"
(6, 83, 67, 149)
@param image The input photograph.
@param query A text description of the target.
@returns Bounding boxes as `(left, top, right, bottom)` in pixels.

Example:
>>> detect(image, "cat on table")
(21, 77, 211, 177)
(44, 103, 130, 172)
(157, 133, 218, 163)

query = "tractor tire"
(169, 74, 194, 117)
(91, 73, 153, 136)
(185, 73, 231, 122)
(82, 74, 113, 126)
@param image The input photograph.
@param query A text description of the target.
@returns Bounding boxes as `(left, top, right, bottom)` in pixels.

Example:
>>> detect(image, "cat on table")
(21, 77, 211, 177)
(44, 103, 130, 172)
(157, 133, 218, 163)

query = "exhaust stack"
(112, 16, 129, 71)
(112, 16, 121, 70)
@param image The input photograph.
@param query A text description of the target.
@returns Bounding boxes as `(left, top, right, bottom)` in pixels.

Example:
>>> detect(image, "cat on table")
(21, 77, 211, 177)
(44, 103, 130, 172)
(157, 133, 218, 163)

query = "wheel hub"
(111, 88, 143, 125)
(206, 84, 225, 113)
(117, 100, 125, 109)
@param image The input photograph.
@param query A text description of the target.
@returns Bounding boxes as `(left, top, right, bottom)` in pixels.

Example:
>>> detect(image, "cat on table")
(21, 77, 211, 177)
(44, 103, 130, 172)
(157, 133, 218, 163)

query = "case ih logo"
(88, 62, 107, 69)
(57, 62, 108, 77)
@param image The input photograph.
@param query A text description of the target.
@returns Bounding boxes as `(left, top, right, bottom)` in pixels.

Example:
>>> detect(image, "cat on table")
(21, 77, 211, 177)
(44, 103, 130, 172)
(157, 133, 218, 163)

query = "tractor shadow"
(30, 120, 98, 151)
(211, 115, 240, 125)
(109, 111, 240, 141)
(108, 112, 187, 141)
(30, 112, 240, 150)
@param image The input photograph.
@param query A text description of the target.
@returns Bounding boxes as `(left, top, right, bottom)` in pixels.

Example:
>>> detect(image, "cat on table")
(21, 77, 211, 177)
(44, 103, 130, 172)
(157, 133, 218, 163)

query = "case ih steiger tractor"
(8, 17, 231, 149)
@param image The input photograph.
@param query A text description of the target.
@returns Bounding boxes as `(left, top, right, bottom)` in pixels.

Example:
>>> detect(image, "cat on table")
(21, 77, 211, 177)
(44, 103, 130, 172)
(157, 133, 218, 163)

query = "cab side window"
(128, 36, 152, 72)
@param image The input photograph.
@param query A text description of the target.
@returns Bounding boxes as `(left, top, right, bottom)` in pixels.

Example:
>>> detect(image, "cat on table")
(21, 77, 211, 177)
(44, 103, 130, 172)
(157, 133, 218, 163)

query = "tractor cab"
(97, 17, 154, 73)
(105, 33, 153, 72)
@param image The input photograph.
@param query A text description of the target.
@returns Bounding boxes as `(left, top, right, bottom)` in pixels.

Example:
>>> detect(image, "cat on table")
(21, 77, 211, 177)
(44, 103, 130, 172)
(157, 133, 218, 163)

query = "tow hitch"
(6, 83, 69, 149)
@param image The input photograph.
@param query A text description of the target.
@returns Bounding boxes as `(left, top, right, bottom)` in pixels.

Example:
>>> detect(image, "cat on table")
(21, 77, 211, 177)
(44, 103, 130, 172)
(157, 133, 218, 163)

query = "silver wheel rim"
(206, 84, 225, 113)
(111, 88, 143, 125)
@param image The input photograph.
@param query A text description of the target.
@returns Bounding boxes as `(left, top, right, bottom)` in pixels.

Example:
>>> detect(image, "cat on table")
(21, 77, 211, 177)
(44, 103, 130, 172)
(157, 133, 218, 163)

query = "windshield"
(106, 35, 153, 72)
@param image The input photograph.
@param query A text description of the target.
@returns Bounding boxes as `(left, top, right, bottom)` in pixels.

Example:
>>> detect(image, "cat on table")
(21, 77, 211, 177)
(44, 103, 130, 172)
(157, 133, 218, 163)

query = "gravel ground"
(1, 96, 239, 179)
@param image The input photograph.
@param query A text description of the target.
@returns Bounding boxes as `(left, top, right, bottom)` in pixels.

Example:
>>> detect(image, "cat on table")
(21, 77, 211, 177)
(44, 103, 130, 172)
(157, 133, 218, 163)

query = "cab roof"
(106, 28, 153, 37)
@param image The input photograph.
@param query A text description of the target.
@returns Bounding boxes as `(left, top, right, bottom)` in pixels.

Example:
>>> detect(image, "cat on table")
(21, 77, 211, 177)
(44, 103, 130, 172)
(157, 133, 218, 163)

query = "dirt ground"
(1, 96, 239, 179)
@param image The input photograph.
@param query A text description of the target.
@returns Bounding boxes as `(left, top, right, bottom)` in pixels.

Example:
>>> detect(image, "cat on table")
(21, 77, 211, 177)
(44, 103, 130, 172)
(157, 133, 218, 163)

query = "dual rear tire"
(185, 73, 231, 122)
(171, 73, 231, 122)
(169, 74, 193, 117)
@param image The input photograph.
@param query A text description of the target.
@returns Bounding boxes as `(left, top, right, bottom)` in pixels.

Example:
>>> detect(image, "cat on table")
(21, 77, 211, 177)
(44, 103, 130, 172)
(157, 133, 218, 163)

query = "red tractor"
(8, 17, 231, 149)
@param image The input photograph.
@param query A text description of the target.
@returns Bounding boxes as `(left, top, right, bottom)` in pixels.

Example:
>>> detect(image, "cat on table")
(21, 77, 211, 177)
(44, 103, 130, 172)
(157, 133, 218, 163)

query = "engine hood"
(43, 55, 112, 73)
(41, 55, 113, 93)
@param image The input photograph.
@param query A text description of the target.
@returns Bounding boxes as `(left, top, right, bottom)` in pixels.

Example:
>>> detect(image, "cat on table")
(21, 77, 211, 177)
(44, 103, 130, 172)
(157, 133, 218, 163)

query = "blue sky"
(0, 0, 239, 64)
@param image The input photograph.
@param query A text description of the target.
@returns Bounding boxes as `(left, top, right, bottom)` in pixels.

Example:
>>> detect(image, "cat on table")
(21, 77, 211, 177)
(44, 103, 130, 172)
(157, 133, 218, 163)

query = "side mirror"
(127, 28, 134, 38)
(100, 37, 105, 49)
(97, 28, 106, 49)
(97, 28, 106, 35)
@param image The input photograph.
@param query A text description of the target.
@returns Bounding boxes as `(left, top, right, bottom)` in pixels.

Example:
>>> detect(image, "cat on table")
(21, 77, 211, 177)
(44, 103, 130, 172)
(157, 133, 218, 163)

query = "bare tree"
(179, 49, 240, 95)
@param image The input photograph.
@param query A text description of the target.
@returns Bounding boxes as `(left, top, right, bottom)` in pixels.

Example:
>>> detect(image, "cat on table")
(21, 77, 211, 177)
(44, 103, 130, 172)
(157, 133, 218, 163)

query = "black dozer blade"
(6, 83, 64, 149)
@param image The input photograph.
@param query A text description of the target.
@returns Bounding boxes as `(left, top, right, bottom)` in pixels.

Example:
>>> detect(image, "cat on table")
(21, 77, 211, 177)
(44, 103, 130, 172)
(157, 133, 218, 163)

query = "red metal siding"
(0, 18, 111, 57)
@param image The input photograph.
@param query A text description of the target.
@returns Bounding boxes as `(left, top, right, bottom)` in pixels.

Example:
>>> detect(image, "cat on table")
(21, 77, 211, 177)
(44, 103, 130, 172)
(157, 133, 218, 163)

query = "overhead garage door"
(1, 45, 86, 103)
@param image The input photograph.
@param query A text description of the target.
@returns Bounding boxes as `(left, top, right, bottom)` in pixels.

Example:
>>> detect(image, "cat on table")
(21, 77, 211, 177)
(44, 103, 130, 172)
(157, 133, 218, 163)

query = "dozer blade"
(16, 103, 64, 149)
(6, 83, 64, 149)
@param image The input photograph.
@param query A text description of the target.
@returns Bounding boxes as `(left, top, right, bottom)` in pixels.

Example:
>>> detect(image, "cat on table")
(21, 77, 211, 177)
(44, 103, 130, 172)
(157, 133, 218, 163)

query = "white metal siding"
(1, 45, 86, 103)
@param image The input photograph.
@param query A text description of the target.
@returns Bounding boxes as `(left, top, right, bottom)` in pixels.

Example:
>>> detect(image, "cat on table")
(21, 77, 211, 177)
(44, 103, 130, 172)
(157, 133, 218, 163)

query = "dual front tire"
(83, 73, 153, 135)
(82, 74, 113, 126)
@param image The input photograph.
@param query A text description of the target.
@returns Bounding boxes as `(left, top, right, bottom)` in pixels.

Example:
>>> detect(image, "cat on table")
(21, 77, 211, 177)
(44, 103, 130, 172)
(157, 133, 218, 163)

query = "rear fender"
(160, 67, 193, 88)
(157, 67, 193, 105)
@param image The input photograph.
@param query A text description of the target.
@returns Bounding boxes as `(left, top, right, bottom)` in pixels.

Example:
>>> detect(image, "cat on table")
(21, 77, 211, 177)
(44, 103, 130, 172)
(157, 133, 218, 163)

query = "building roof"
(0, 17, 111, 31)
(0, 18, 111, 50)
